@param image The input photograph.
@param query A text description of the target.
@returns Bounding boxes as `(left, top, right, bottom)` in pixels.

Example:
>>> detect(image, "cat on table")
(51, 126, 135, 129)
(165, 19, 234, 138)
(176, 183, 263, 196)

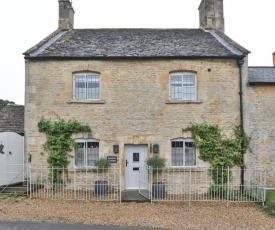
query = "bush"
(263, 190, 275, 217)
(94, 157, 111, 172)
(146, 155, 166, 174)
(208, 184, 228, 199)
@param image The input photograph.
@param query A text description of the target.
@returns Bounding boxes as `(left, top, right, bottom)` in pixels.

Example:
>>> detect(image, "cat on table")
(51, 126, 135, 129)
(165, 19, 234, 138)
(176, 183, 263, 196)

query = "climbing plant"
(38, 117, 91, 182)
(184, 123, 249, 187)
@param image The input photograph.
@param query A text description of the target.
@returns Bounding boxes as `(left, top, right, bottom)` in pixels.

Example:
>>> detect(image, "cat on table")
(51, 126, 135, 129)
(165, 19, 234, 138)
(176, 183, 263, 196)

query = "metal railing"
(141, 167, 266, 204)
(28, 166, 121, 201)
(0, 164, 267, 204)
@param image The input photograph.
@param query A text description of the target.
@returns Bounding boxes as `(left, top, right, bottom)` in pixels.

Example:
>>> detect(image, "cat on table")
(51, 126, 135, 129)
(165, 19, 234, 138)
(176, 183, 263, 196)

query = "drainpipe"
(237, 58, 245, 193)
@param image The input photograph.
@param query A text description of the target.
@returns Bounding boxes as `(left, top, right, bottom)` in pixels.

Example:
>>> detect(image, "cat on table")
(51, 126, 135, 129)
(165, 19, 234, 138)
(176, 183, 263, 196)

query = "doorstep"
(121, 189, 150, 202)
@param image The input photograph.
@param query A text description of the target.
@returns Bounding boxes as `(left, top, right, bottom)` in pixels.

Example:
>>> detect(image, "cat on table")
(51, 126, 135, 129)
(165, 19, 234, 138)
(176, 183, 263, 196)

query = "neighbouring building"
(0, 104, 24, 186)
(246, 63, 275, 187)
(23, 0, 275, 191)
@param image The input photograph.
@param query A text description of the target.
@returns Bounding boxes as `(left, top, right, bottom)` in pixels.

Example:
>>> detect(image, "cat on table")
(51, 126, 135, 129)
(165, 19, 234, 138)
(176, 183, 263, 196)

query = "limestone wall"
(246, 84, 275, 187)
(25, 58, 241, 186)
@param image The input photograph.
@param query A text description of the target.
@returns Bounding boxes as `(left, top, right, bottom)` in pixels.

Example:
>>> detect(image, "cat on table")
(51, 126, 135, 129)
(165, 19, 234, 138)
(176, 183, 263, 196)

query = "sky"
(1, 0, 275, 105)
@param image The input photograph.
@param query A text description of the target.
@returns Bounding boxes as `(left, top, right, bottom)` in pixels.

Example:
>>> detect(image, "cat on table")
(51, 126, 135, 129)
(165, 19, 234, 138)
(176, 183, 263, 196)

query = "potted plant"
(94, 157, 111, 196)
(146, 155, 166, 199)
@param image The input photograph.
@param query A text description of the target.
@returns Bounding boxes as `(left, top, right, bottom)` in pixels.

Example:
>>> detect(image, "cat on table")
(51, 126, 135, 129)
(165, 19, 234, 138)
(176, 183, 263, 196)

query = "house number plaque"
(107, 156, 118, 163)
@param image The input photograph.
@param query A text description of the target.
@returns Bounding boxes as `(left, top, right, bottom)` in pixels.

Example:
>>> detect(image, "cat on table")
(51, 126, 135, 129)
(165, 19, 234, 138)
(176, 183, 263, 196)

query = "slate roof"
(248, 67, 275, 84)
(0, 105, 24, 135)
(24, 29, 248, 59)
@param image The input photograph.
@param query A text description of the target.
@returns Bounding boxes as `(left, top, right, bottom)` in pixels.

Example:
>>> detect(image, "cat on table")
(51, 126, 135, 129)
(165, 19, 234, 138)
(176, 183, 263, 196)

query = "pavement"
(0, 221, 162, 230)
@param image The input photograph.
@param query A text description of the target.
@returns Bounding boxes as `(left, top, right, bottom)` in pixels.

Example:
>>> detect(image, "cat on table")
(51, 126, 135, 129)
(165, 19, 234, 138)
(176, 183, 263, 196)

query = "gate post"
(227, 166, 230, 207)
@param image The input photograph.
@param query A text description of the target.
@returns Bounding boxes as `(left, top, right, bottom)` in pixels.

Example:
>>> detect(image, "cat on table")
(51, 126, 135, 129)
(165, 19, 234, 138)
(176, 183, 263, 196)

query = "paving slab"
(121, 190, 150, 202)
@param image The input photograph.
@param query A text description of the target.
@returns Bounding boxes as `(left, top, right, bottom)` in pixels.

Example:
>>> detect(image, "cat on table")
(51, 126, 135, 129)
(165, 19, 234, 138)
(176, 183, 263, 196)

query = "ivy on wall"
(184, 123, 249, 185)
(38, 117, 91, 182)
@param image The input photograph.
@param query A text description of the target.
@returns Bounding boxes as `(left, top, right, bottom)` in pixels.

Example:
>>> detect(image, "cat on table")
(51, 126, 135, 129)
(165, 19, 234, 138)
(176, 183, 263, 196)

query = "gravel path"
(0, 196, 274, 230)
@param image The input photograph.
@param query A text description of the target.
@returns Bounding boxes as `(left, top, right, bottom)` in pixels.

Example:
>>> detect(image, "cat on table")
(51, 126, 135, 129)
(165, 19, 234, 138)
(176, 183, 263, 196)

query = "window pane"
(75, 143, 85, 167)
(185, 142, 196, 166)
(171, 141, 183, 166)
(74, 75, 86, 100)
(87, 141, 99, 166)
(170, 75, 182, 100)
(87, 75, 100, 99)
(133, 153, 139, 162)
(182, 75, 195, 100)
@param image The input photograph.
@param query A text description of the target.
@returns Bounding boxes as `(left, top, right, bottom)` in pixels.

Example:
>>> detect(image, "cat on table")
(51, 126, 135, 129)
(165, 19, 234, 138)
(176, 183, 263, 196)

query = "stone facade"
(25, 58, 244, 187)
(246, 84, 275, 187)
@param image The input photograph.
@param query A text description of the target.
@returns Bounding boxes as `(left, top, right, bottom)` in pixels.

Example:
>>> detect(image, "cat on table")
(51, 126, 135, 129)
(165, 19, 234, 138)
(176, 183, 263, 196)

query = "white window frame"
(171, 138, 197, 168)
(73, 139, 100, 168)
(73, 72, 101, 100)
(169, 72, 197, 100)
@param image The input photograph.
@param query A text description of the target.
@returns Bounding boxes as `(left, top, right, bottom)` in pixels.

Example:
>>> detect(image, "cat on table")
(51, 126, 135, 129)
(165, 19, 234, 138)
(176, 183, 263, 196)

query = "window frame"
(73, 72, 101, 101)
(73, 139, 100, 168)
(170, 138, 197, 168)
(169, 72, 197, 101)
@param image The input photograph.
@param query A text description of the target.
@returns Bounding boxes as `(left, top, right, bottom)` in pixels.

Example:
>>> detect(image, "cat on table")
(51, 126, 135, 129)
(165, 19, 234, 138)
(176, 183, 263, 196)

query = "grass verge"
(263, 190, 275, 217)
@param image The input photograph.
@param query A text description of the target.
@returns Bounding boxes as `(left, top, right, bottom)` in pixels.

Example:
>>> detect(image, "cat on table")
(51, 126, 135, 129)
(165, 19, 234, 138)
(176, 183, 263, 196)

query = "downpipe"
(237, 59, 245, 193)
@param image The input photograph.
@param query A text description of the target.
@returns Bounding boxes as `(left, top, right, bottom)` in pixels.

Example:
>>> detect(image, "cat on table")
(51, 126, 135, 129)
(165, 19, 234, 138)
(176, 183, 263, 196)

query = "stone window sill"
(68, 99, 105, 104)
(165, 99, 203, 104)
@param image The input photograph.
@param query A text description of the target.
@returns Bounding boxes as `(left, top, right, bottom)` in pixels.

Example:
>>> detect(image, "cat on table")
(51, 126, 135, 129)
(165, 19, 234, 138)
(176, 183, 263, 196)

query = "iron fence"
(28, 166, 121, 201)
(0, 164, 267, 204)
(141, 167, 266, 204)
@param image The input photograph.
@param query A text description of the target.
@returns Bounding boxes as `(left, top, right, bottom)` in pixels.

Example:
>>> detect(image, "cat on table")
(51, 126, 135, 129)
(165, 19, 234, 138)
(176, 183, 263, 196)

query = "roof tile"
(26, 29, 245, 58)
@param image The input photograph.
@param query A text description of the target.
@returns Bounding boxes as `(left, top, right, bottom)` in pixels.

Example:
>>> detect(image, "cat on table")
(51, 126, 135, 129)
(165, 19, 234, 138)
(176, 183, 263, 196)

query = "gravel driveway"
(0, 196, 274, 230)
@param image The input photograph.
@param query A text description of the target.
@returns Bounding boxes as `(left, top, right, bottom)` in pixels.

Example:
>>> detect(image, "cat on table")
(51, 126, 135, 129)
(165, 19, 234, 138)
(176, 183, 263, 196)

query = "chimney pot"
(58, 0, 74, 30)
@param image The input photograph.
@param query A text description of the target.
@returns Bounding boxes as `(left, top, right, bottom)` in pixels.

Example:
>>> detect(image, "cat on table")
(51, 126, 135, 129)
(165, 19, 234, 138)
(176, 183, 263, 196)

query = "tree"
(0, 99, 15, 110)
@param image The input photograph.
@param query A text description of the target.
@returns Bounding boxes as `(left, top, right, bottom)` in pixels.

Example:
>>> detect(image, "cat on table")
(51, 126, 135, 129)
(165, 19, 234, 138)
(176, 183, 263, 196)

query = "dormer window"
(169, 72, 196, 100)
(73, 73, 100, 100)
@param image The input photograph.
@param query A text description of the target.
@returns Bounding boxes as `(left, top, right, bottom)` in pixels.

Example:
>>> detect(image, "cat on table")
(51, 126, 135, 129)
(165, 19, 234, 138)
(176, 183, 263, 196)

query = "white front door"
(125, 145, 148, 189)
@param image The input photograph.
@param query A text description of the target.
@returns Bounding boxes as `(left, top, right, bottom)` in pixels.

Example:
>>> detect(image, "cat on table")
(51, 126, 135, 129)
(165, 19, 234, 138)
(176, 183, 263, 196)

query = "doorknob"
(126, 160, 128, 167)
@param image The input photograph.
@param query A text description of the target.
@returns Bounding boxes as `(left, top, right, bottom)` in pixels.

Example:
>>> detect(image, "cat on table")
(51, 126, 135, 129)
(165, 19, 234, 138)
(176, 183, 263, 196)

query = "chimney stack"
(273, 52, 275, 66)
(198, 0, 224, 33)
(58, 0, 74, 30)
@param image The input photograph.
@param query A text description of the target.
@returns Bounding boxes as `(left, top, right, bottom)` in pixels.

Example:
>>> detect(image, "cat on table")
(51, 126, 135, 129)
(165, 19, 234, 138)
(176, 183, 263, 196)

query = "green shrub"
(146, 155, 166, 174)
(263, 190, 275, 217)
(208, 184, 228, 198)
(94, 157, 111, 172)
(38, 117, 91, 182)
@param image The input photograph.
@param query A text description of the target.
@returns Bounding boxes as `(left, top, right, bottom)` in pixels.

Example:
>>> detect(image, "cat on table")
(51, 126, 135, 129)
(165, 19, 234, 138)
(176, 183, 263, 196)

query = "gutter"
(24, 55, 245, 61)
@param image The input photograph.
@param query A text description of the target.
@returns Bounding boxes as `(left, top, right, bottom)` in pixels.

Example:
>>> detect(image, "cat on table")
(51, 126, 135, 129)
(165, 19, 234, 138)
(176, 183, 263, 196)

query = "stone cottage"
(24, 0, 274, 191)
(246, 63, 275, 187)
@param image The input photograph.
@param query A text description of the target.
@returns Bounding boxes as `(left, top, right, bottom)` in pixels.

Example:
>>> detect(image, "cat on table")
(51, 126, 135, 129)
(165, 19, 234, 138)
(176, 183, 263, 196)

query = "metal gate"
(0, 132, 24, 186)
(139, 164, 151, 200)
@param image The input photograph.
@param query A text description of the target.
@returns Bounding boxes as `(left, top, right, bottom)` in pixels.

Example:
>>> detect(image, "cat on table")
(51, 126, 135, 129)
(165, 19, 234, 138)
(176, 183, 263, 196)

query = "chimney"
(273, 52, 275, 66)
(198, 0, 224, 33)
(58, 0, 74, 30)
